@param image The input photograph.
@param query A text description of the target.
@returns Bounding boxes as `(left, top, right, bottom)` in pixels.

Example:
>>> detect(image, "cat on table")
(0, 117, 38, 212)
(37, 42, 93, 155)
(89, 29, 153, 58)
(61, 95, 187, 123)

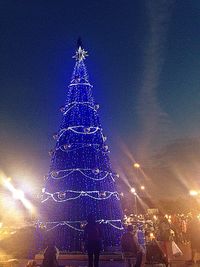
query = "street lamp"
(131, 187, 136, 194)
(133, 163, 140, 169)
(130, 187, 137, 215)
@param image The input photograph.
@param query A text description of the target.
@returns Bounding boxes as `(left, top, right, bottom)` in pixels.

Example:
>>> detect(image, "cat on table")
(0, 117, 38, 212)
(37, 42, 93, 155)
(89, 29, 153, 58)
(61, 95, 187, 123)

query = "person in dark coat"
(121, 225, 143, 267)
(188, 216, 200, 263)
(84, 214, 102, 267)
(42, 241, 59, 267)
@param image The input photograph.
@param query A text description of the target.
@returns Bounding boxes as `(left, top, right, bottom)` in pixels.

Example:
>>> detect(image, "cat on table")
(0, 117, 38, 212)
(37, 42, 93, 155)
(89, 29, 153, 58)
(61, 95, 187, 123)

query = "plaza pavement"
(17, 259, 199, 267)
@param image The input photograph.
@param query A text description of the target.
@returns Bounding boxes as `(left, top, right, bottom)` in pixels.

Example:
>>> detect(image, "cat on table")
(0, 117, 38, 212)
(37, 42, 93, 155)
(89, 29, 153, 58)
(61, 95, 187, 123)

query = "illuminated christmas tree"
(39, 41, 123, 251)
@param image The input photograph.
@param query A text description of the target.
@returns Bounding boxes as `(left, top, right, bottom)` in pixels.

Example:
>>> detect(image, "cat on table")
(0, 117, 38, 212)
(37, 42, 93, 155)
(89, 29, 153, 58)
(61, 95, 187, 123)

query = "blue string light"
(40, 44, 123, 251)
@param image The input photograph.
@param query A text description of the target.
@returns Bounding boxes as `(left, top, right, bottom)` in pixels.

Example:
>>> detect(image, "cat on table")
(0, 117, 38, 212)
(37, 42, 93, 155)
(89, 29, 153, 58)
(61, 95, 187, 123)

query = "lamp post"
(130, 187, 137, 215)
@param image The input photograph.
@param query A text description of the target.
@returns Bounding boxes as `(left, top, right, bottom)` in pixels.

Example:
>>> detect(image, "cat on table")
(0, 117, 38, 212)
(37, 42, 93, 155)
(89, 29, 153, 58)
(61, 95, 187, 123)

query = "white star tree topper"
(73, 46, 88, 62)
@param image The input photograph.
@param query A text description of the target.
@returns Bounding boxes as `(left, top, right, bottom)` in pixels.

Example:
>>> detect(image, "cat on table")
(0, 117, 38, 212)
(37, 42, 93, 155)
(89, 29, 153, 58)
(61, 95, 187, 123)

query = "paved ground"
(17, 259, 200, 267)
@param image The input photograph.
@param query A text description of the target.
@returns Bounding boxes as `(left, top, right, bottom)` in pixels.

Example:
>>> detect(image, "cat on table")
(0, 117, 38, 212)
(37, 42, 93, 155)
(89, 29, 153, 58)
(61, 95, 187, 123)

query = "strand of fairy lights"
(64, 101, 94, 108)
(69, 82, 92, 87)
(56, 143, 109, 154)
(41, 190, 120, 203)
(58, 126, 101, 141)
(62, 101, 98, 115)
(48, 168, 117, 181)
(37, 219, 123, 232)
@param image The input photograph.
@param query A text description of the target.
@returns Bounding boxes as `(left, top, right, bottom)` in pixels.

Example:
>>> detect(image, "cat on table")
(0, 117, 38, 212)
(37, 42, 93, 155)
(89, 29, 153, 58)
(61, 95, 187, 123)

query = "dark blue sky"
(0, 1, 200, 190)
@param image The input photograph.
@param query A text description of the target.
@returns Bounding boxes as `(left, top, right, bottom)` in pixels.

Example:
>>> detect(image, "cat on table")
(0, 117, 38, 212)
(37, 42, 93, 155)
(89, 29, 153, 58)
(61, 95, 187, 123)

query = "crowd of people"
(123, 212, 200, 266)
(29, 213, 200, 267)
(123, 212, 200, 244)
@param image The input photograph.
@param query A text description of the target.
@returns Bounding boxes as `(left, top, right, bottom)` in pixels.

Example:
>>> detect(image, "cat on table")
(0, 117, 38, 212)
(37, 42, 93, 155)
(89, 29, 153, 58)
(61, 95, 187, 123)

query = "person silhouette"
(84, 214, 102, 267)
(42, 240, 59, 267)
(121, 225, 143, 267)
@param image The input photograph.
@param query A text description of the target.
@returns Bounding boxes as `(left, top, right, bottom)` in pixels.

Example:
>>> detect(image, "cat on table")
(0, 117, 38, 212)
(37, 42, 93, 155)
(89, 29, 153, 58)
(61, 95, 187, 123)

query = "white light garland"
(57, 143, 109, 153)
(63, 102, 96, 115)
(62, 101, 99, 115)
(58, 126, 101, 140)
(36, 219, 123, 232)
(41, 190, 120, 203)
(49, 168, 116, 181)
(69, 82, 92, 87)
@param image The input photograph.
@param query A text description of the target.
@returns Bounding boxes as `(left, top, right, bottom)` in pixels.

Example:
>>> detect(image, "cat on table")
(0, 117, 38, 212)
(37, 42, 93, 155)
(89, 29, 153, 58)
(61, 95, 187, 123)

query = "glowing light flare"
(130, 187, 136, 194)
(0, 174, 36, 214)
(150, 232, 155, 240)
(73, 46, 88, 62)
(153, 215, 157, 220)
(140, 185, 145, 190)
(2, 177, 15, 192)
(189, 190, 199, 196)
(12, 189, 24, 200)
(133, 163, 140, 169)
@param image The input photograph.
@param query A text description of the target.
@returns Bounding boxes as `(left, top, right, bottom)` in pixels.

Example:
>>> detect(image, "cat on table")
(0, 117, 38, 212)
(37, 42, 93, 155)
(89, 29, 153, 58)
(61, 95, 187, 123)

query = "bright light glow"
(0, 173, 36, 214)
(73, 46, 88, 62)
(13, 175, 39, 194)
(189, 190, 198, 196)
(131, 187, 136, 193)
(12, 189, 24, 200)
(133, 163, 140, 169)
(150, 232, 155, 240)
(153, 215, 157, 220)
(140, 185, 145, 190)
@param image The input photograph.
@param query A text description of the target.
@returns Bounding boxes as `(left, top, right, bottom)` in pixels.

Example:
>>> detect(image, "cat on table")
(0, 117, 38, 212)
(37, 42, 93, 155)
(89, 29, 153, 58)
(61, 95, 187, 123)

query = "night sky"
(0, 1, 200, 196)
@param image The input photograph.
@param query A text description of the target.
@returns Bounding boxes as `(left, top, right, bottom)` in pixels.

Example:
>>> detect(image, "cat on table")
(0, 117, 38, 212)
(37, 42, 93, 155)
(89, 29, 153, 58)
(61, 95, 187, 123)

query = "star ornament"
(73, 46, 88, 61)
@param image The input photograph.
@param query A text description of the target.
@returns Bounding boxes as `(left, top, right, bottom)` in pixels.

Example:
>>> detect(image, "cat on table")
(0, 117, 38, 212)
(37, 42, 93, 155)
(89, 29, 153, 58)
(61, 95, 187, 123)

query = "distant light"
(131, 187, 136, 193)
(140, 185, 145, 190)
(150, 232, 155, 240)
(189, 190, 198, 196)
(133, 163, 140, 169)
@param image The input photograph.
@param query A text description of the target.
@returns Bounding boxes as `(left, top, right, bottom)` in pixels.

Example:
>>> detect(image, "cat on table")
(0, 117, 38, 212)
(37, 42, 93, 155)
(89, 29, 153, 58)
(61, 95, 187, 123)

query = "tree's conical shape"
(39, 44, 123, 251)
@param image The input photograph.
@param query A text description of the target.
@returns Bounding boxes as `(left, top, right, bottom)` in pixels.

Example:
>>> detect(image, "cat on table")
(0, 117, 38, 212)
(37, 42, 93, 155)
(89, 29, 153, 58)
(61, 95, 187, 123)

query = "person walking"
(84, 214, 102, 267)
(121, 225, 143, 267)
(157, 216, 171, 264)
